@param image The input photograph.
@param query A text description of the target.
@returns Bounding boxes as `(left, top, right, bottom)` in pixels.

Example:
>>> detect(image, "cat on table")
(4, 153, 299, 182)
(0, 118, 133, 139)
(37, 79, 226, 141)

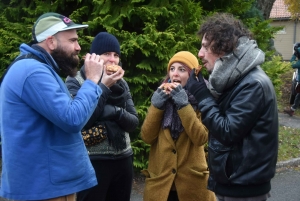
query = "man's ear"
(46, 36, 56, 50)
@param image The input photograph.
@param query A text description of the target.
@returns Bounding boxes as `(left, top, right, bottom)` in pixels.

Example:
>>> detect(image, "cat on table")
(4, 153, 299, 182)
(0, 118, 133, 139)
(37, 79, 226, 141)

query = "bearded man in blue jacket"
(0, 12, 123, 201)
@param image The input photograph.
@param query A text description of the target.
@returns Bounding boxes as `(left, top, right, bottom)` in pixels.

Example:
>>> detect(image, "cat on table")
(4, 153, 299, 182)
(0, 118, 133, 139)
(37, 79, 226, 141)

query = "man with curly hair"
(186, 13, 278, 201)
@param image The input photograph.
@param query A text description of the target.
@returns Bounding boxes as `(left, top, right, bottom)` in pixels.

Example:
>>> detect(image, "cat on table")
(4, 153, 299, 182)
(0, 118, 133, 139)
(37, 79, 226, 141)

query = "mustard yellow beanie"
(167, 51, 199, 72)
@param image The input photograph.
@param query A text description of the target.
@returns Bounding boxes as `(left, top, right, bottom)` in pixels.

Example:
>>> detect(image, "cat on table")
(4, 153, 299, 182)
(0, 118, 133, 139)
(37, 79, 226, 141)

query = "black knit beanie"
(90, 32, 121, 56)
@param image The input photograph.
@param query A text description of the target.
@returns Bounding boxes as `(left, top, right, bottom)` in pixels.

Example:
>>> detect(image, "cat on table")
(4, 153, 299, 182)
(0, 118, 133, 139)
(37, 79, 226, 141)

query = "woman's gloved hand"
(170, 84, 188, 109)
(151, 87, 169, 109)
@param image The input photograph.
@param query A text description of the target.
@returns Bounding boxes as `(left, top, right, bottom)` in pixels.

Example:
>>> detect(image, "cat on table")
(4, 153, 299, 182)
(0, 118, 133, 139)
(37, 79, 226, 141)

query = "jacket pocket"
(49, 141, 88, 184)
(141, 169, 157, 178)
(208, 137, 232, 184)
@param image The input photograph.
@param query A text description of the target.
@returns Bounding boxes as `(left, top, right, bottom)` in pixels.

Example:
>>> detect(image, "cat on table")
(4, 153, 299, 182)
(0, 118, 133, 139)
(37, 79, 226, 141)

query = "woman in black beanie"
(65, 32, 139, 201)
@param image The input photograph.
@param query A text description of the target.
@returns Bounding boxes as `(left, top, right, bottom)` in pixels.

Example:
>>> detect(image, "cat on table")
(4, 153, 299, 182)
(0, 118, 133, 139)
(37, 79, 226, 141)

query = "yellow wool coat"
(141, 104, 216, 201)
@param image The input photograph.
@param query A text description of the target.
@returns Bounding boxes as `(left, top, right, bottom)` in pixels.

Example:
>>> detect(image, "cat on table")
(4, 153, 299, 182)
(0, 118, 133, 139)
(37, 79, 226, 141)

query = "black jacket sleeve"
(84, 83, 111, 128)
(115, 91, 139, 132)
(65, 75, 111, 129)
(99, 80, 139, 132)
(66, 75, 138, 132)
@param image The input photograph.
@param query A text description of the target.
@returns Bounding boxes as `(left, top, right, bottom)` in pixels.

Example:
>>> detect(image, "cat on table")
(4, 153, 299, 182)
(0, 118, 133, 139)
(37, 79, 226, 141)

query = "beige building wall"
(270, 20, 300, 61)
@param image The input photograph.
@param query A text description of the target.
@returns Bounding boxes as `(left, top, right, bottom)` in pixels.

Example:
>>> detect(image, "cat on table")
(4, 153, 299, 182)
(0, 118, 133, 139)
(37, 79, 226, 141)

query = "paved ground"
(268, 168, 300, 201)
(130, 160, 300, 201)
(278, 112, 300, 129)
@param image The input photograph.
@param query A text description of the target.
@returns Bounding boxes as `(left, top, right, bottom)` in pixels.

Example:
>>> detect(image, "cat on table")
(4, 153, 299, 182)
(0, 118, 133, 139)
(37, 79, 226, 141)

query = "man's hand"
(101, 66, 125, 88)
(84, 53, 104, 84)
(185, 69, 211, 103)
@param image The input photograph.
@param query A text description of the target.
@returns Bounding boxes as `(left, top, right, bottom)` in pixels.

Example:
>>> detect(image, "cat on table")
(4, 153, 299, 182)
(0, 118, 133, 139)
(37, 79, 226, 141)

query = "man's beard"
(51, 46, 79, 77)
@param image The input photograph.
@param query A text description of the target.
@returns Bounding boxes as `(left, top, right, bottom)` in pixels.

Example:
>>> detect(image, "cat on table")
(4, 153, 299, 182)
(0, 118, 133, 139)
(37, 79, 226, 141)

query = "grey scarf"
(208, 36, 265, 98)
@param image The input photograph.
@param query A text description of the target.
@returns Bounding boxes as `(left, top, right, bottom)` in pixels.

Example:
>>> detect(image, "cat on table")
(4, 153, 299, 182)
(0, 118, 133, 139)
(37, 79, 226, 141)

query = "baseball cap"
(32, 12, 88, 43)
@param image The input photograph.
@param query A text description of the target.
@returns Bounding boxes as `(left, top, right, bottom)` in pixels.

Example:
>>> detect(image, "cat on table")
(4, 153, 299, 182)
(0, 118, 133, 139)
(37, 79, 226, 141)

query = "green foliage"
(283, 0, 300, 20)
(83, 1, 205, 148)
(200, 0, 254, 15)
(131, 139, 150, 172)
(0, 0, 288, 172)
(261, 55, 291, 98)
(249, 20, 282, 53)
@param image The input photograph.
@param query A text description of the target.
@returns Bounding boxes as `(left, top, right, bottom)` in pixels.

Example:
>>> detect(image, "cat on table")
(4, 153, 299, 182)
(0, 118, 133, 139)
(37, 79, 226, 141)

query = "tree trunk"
(256, 0, 276, 19)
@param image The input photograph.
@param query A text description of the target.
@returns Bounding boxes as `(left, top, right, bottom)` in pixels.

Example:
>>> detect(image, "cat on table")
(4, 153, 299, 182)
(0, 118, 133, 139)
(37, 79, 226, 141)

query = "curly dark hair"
(197, 13, 253, 55)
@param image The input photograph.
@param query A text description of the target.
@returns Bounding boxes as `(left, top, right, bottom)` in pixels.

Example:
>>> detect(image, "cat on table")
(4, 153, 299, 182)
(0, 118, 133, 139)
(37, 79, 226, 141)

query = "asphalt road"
(1, 168, 299, 201)
(268, 168, 300, 201)
(278, 112, 300, 129)
(129, 167, 300, 201)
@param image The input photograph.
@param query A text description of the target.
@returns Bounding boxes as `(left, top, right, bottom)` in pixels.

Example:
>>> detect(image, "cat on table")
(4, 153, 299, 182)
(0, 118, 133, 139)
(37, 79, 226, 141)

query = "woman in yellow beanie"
(141, 51, 216, 201)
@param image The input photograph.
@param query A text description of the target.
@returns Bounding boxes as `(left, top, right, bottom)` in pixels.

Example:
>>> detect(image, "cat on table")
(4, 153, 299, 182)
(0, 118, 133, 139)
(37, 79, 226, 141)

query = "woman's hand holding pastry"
(101, 65, 124, 88)
(162, 82, 179, 94)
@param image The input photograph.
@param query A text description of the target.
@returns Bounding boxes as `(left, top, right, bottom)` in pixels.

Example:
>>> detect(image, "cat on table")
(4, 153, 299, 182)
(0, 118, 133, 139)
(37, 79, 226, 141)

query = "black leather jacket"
(199, 67, 278, 197)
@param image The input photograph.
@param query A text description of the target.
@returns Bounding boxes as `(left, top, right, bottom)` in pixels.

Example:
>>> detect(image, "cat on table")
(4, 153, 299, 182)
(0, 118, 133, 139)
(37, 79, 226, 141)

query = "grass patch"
(277, 67, 300, 162)
(278, 126, 300, 161)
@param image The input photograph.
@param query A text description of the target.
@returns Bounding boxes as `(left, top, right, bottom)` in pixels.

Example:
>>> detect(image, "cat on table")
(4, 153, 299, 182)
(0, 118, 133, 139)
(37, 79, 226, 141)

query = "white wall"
(270, 20, 300, 61)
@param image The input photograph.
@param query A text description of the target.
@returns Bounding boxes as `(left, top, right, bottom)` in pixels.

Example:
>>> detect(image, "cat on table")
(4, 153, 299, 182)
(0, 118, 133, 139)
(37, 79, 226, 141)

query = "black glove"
(170, 85, 188, 109)
(185, 69, 211, 103)
(151, 87, 169, 109)
(99, 104, 122, 120)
